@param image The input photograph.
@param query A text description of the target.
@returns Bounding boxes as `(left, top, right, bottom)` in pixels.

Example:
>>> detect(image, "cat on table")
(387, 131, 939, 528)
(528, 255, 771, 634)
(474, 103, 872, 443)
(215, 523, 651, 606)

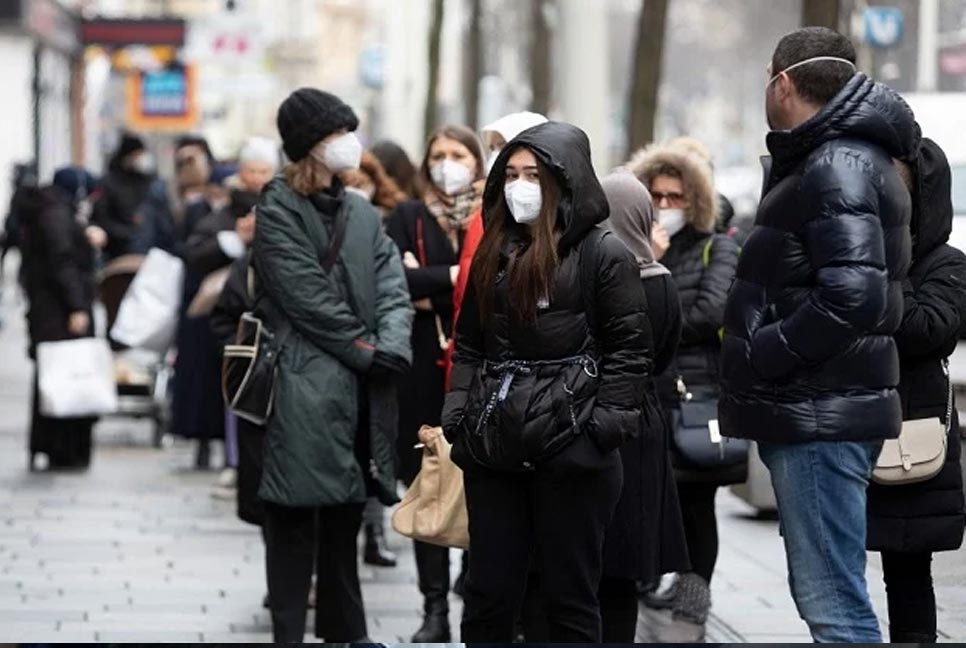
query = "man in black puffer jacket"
(719, 28, 920, 643)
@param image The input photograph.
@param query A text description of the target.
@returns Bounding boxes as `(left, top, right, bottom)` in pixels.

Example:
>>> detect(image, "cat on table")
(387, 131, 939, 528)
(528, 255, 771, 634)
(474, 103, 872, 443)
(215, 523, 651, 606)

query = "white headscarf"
(481, 111, 549, 144)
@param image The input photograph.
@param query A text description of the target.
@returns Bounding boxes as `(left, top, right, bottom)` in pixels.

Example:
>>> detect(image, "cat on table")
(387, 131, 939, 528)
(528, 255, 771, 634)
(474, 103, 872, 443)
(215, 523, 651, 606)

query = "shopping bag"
(392, 426, 469, 549)
(110, 248, 184, 351)
(37, 338, 118, 418)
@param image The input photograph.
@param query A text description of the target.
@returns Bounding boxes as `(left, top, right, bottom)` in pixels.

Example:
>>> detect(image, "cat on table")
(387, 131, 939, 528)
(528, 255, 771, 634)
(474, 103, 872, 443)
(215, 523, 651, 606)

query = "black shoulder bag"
(222, 206, 348, 425)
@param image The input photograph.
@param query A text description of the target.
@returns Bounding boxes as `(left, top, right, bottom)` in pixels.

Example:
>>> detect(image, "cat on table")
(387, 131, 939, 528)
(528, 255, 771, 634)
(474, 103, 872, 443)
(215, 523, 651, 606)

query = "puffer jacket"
(867, 139, 966, 553)
(720, 73, 920, 444)
(442, 122, 653, 474)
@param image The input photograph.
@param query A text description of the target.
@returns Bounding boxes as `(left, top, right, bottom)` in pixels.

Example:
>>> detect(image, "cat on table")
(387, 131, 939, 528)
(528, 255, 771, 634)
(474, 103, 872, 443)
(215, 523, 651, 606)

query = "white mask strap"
(768, 56, 856, 86)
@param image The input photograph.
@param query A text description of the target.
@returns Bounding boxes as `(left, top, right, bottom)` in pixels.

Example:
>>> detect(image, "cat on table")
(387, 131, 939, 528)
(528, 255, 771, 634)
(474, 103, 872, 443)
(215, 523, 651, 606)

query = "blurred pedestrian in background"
(599, 172, 689, 642)
(719, 27, 919, 643)
(21, 166, 101, 470)
(385, 124, 485, 643)
(867, 138, 966, 644)
(253, 88, 412, 642)
(93, 133, 175, 260)
(371, 140, 420, 200)
(442, 122, 652, 643)
(1, 162, 39, 288)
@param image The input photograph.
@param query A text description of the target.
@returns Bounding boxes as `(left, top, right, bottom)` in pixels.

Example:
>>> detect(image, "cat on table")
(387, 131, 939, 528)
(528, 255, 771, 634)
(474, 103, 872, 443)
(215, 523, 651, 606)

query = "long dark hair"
(371, 139, 419, 199)
(419, 125, 486, 198)
(472, 151, 562, 324)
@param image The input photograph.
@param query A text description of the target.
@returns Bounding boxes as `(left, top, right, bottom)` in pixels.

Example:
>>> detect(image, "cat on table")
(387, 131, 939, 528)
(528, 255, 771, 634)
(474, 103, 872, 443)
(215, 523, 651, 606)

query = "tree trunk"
(530, 0, 552, 115)
(801, 0, 840, 28)
(627, 0, 669, 153)
(464, 0, 483, 130)
(424, 0, 446, 140)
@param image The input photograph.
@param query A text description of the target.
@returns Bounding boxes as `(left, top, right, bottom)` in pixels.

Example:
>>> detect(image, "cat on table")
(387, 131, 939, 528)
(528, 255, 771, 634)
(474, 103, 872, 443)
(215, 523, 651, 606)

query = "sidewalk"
(1, 260, 964, 642)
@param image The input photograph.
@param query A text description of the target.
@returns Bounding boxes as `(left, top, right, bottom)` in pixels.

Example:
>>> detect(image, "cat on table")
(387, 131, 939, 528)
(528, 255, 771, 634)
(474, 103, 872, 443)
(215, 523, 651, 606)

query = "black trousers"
(599, 576, 639, 643)
(263, 501, 367, 642)
(881, 551, 937, 643)
(677, 482, 719, 583)
(461, 455, 623, 643)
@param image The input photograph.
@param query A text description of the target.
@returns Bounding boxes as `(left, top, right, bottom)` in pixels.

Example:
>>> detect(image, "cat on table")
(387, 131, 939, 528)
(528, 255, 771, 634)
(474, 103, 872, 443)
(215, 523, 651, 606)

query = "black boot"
(412, 599, 451, 643)
(364, 523, 397, 567)
(195, 439, 211, 470)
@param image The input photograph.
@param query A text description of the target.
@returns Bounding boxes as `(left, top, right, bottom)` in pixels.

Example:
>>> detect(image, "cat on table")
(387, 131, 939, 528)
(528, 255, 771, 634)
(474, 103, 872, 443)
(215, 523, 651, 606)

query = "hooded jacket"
(627, 142, 739, 404)
(719, 74, 921, 445)
(867, 138, 966, 553)
(442, 122, 652, 473)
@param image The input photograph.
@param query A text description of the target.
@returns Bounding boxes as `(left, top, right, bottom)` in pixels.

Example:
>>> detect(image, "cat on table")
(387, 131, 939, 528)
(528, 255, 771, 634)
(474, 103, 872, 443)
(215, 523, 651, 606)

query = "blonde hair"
(283, 156, 330, 196)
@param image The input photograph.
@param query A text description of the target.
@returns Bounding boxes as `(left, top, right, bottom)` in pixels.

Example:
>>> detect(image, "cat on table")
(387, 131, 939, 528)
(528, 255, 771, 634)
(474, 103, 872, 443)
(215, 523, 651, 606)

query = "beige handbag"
(392, 426, 470, 549)
(187, 266, 231, 318)
(873, 360, 951, 486)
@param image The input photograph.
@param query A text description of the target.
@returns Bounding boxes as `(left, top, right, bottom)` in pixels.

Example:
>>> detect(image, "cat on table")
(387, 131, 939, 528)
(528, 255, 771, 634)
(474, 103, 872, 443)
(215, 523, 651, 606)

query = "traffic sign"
(864, 6, 904, 49)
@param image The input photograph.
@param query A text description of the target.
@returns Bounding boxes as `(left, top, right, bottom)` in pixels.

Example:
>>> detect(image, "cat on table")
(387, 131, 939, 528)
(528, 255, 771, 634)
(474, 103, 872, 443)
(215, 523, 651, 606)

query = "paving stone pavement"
(1, 258, 965, 643)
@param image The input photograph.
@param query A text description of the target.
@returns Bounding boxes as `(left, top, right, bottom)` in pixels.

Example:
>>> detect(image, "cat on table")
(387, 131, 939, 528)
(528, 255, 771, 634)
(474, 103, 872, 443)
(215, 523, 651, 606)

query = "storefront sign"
(126, 64, 198, 131)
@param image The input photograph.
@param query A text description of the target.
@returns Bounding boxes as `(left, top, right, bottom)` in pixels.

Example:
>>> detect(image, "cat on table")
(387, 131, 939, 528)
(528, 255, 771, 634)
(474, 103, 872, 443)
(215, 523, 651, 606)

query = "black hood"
(766, 73, 921, 188)
(912, 137, 953, 258)
(483, 121, 608, 253)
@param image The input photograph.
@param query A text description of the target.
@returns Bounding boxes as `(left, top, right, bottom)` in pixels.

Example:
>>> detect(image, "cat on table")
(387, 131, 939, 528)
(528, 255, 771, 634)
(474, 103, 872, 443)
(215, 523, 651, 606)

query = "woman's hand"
(651, 222, 670, 261)
(416, 426, 443, 453)
(68, 311, 91, 336)
(85, 225, 107, 250)
(403, 251, 420, 269)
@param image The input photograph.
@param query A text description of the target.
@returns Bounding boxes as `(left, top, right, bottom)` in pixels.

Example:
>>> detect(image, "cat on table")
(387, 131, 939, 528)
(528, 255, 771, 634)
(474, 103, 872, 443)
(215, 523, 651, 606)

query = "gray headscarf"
(601, 172, 670, 278)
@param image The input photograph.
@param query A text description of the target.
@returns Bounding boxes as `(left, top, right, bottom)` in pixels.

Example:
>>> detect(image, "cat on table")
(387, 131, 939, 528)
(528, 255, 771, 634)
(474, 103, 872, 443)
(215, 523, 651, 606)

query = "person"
(1, 163, 39, 287)
(252, 88, 413, 642)
(20, 167, 101, 470)
(175, 135, 216, 205)
(627, 137, 741, 632)
(341, 151, 409, 220)
(384, 124, 486, 643)
(598, 172, 690, 642)
(866, 139, 966, 643)
(93, 133, 174, 260)
(445, 111, 549, 389)
(718, 27, 920, 643)
(371, 139, 420, 200)
(442, 121, 653, 643)
(186, 136, 278, 490)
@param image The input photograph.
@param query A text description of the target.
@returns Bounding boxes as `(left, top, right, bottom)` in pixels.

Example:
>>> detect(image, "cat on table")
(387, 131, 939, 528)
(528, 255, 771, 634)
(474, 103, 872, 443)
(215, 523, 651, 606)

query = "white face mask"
(313, 132, 362, 173)
(657, 208, 687, 238)
(345, 185, 374, 201)
(485, 150, 500, 175)
(130, 153, 156, 175)
(431, 159, 474, 196)
(504, 180, 542, 225)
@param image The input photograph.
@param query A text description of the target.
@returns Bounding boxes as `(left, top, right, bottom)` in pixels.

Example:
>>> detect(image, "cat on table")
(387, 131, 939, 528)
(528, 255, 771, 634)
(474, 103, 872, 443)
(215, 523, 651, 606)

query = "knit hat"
(276, 88, 359, 162)
(53, 166, 97, 200)
(110, 133, 146, 170)
(239, 136, 280, 169)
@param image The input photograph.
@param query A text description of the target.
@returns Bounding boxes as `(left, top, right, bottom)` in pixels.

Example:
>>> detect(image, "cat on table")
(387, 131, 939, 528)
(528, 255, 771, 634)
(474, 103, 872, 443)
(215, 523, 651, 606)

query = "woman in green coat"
(252, 88, 414, 643)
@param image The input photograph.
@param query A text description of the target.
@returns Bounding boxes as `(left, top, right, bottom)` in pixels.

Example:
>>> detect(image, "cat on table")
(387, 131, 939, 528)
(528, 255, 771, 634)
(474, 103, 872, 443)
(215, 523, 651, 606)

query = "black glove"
(371, 349, 410, 376)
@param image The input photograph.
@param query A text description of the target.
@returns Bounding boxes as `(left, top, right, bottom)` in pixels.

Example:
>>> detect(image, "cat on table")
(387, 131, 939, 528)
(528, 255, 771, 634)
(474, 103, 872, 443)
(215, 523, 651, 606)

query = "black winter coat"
(658, 227, 738, 399)
(182, 207, 237, 277)
(385, 200, 459, 483)
(720, 74, 920, 445)
(867, 139, 966, 554)
(21, 186, 96, 353)
(603, 273, 690, 582)
(92, 168, 173, 260)
(442, 122, 653, 474)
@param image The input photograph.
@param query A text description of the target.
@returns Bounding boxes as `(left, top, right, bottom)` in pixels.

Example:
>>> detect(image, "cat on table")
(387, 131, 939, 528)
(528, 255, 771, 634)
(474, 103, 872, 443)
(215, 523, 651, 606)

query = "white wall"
(0, 34, 35, 219)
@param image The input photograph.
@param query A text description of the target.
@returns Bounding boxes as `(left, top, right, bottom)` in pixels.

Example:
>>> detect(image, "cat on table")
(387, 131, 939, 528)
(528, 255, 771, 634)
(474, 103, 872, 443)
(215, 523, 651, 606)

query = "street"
(1, 260, 965, 643)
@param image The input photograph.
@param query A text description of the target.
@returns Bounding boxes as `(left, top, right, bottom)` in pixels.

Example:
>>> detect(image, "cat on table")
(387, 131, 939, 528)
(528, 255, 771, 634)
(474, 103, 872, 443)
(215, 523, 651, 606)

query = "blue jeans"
(758, 440, 883, 643)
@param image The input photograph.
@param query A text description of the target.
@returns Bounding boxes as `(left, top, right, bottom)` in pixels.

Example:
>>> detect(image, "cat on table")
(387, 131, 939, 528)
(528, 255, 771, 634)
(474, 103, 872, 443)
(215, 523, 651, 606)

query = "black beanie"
(277, 88, 359, 162)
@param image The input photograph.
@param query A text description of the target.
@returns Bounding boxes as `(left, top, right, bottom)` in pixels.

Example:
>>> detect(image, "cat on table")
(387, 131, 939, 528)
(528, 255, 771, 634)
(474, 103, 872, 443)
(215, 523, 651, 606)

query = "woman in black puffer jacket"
(442, 122, 652, 643)
(627, 139, 741, 627)
(866, 139, 966, 644)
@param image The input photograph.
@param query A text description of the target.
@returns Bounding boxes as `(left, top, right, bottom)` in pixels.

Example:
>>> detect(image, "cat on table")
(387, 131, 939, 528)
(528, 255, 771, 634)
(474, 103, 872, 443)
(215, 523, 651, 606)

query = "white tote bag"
(37, 338, 118, 418)
(110, 248, 184, 352)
